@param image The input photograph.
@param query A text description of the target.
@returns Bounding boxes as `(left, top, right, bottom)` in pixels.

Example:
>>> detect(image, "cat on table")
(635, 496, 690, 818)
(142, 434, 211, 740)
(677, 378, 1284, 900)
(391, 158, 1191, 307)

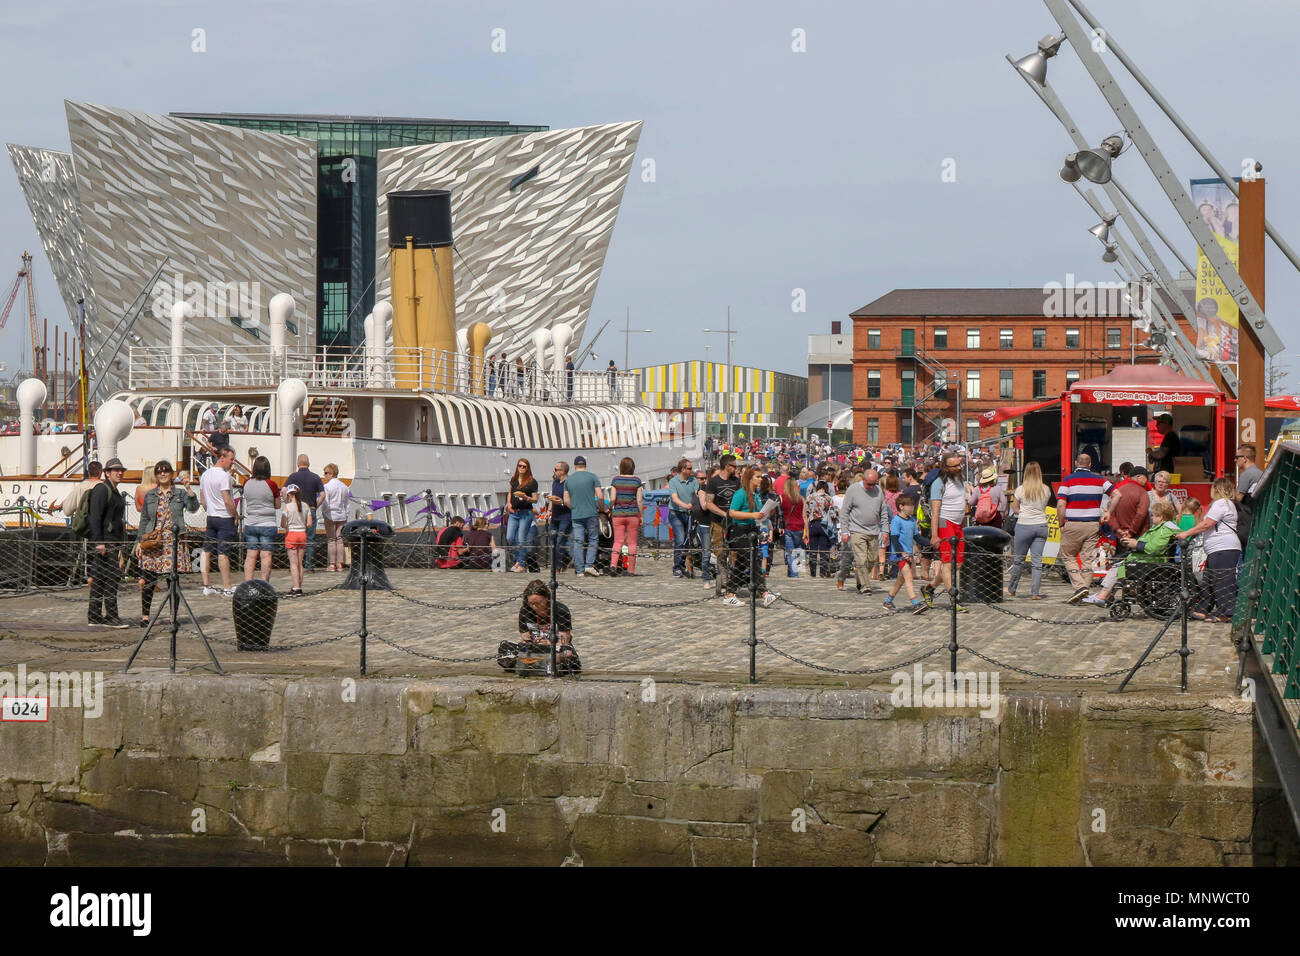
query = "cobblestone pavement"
(0, 550, 1239, 693)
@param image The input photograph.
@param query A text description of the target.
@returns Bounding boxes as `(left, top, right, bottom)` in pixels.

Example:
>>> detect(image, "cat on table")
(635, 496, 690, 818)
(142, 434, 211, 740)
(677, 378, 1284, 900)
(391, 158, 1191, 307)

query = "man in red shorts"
(922, 454, 974, 610)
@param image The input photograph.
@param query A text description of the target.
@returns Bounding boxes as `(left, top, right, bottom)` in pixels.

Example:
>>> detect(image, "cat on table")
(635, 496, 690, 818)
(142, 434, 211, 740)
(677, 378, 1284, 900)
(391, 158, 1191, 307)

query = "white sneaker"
(222, 588, 236, 597)
(202, 586, 219, 596)
(583, 567, 599, 578)
(763, 592, 780, 608)
(722, 595, 744, 607)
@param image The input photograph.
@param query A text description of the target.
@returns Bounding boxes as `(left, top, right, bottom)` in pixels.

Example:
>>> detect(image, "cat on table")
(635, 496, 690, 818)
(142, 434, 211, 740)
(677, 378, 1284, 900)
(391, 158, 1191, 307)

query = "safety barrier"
(0, 519, 1213, 689)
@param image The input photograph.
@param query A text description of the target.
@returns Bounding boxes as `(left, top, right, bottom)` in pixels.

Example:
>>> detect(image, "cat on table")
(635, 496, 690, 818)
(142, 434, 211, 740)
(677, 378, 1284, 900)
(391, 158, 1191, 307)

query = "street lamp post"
(620, 307, 654, 373)
(704, 306, 738, 446)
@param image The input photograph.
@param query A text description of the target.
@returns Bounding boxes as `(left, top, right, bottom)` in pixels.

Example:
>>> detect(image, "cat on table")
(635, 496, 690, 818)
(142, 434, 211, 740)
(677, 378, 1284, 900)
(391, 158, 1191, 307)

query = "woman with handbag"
(135, 459, 200, 626)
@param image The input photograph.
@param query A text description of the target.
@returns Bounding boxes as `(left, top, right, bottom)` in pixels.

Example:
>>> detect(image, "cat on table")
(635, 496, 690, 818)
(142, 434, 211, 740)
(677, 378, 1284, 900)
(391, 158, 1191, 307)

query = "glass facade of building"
(171, 113, 548, 348)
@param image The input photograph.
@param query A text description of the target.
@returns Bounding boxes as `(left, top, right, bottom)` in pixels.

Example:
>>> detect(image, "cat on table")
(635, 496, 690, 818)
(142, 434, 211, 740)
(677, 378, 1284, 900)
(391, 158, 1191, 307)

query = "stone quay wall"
(0, 675, 1294, 865)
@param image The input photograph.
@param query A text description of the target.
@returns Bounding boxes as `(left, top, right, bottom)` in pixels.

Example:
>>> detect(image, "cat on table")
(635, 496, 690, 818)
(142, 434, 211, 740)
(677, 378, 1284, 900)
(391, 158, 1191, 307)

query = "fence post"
(949, 532, 959, 679)
(749, 532, 758, 684)
(359, 533, 368, 676)
(1178, 544, 1190, 693)
(548, 522, 559, 678)
(1233, 538, 1269, 695)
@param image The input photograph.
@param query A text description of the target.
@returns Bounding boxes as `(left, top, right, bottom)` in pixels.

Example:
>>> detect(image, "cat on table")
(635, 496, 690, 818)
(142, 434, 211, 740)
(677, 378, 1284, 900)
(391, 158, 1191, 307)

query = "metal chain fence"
(0, 515, 1218, 690)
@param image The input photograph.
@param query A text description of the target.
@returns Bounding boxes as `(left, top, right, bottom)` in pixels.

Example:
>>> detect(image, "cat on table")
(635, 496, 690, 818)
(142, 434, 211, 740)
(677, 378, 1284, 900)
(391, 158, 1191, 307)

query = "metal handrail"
(128, 345, 642, 407)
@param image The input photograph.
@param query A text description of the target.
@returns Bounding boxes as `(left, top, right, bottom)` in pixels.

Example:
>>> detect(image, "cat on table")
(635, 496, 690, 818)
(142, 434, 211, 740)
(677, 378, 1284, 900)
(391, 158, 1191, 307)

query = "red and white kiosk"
(1060, 365, 1231, 506)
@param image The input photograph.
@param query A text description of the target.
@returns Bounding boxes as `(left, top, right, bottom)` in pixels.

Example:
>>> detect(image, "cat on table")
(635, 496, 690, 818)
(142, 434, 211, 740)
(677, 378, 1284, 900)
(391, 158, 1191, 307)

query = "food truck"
(983, 365, 1236, 505)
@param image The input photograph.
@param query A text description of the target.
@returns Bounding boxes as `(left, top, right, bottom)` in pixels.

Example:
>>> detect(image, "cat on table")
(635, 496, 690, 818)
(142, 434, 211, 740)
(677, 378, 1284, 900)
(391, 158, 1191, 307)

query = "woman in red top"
(780, 478, 806, 577)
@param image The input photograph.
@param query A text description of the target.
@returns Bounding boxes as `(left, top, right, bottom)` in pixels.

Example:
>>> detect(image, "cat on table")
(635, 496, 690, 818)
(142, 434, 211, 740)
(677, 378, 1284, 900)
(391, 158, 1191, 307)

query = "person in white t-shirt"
(1175, 477, 1239, 623)
(198, 447, 238, 595)
(321, 463, 350, 572)
(1006, 461, 1052, 599)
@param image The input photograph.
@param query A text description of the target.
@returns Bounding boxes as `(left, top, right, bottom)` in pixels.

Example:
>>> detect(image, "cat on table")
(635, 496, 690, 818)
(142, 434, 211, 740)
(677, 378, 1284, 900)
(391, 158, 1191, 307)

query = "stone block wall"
(0, 676, 1294, 865)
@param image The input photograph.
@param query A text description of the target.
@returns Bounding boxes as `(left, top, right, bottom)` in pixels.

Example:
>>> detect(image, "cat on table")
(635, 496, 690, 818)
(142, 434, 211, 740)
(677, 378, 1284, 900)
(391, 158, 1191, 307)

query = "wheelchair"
(1107, 560, 1188, 622)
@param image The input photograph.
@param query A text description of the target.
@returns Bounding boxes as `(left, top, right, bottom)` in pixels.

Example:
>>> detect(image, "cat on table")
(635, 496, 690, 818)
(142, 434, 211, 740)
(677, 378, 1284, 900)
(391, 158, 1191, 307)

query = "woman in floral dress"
(135, 459, 200, 626)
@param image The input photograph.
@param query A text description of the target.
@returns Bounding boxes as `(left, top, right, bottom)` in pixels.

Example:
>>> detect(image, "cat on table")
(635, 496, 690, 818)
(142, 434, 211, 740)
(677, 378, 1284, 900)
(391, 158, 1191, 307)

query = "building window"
(900, 417, 913, 443)
(1000, 328, 1014, 349)
(1066, 369, 1080, 387)
(867, 329, 881, 350)
(933, 328, 947, 349)
(1033, 328, 1046, 349)
(966, 329, 980, 349)
(1066, 328, 1080, 349)
(867, 418, 879, 443)
(934, 369, 947, 394)
(966, 419, 980, 442)
(966, 369, 980, 399)
(1000, 369, 1014, 399)
(1107, 328, 1122, 349)
(1033, 370, 1047, 398)
(867, 370, 881, 399)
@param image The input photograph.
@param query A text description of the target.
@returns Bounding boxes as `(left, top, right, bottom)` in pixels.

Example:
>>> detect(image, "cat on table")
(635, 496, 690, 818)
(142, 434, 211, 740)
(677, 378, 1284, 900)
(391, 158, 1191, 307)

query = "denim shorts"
(245, 525, 277, 552)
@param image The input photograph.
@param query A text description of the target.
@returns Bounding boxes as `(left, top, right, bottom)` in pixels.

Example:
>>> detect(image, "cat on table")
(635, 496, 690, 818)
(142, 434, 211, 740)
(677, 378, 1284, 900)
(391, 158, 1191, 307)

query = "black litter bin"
(342, 519, 394, 590)
(959, 525, 1013, 604)
(232, 579, 278, 651)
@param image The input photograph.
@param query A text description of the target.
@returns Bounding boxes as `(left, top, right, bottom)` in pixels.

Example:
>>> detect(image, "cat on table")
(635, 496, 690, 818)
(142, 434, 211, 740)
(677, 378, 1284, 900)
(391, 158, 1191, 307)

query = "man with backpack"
(972, 466, 1007, 527)
(61, 461, 103, 520)
(86, 458, 129, 628)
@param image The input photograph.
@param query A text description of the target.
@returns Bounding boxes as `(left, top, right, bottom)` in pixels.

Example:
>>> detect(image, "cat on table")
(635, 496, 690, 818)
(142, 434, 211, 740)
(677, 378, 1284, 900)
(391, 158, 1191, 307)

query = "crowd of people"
(60, 416, 1266, 632)
(667, 434, 1264, 622)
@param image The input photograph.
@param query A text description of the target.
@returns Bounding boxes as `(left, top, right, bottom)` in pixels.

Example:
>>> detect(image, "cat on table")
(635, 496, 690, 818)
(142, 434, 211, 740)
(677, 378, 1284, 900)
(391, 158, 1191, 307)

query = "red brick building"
(849, 288, 1187, 447)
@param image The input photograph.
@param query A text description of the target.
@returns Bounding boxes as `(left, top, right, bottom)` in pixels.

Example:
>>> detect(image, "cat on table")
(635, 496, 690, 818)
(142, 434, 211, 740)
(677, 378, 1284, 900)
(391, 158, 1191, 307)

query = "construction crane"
(0, 252, 43, 383)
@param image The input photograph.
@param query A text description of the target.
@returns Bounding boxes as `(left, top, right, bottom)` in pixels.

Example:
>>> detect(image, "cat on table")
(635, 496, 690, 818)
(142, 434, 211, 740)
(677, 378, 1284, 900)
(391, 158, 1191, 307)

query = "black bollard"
(232, 579, 278, 651)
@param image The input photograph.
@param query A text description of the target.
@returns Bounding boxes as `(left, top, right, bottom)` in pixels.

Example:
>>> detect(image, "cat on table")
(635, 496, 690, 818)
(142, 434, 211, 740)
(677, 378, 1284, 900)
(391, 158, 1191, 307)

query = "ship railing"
(128, 346, 641, 406)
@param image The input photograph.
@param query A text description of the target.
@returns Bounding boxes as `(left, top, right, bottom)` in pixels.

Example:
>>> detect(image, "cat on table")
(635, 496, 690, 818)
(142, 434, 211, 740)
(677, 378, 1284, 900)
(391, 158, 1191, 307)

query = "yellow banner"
(1190, 178, 1239, 363)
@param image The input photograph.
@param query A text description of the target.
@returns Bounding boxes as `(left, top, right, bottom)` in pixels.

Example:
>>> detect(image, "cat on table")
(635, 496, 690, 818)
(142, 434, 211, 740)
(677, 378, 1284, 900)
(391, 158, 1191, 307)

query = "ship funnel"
(468, 321, 494, 395)
(170, 301, 190, 387)
(387, 191, 455, 390)
(277, 377, 308, 474)
(17, 377, 47, 475)
(93, 399, 135, 465)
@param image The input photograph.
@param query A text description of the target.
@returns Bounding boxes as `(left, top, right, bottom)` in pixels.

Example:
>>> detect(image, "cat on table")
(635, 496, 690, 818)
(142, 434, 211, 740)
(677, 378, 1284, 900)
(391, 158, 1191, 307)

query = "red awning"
(1266, 395, 1300, 412)
(1068, 365, 1222, 406)
(979, 397, 1060, 426)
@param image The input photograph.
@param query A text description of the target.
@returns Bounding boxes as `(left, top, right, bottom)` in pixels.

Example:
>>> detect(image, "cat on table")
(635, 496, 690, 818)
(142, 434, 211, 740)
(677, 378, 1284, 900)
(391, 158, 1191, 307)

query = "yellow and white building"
(633, 361, 807, 431)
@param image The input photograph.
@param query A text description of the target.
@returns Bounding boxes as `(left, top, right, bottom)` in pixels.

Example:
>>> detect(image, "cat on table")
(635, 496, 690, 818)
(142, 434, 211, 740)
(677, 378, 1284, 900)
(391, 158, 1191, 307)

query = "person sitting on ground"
(460, 516, 495, 570)
(497, 579, 581, 673)
(1083, 500, 1180, 607)
(436, 516, 466, 569)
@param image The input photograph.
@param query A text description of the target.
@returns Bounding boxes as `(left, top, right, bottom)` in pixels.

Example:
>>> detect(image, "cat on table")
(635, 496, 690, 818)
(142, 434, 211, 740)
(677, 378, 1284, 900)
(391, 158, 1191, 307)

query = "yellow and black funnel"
(388, 190, 456, 390)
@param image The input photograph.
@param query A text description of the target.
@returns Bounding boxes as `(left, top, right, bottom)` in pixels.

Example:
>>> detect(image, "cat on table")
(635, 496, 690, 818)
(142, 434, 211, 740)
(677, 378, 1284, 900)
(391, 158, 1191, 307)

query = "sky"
(0, 0, 1296, 385)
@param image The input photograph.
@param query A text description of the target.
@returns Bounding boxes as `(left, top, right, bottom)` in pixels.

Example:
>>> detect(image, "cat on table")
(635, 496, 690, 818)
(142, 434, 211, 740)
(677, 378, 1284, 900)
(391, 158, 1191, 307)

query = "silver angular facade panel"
(6, 144, 99, 341)
(65, 102, 317, 394)
(376, 121, 641, 358)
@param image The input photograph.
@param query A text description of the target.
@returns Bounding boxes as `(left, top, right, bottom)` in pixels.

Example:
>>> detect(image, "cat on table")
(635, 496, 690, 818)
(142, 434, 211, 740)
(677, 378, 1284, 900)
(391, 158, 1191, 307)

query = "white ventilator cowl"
(17, 377, 47, 475)
(170, 300, 190, 387)
(276, 377, 308, 473)
(93, 398, 135, 464)
(550, 322, 574, 376)
(269, 292, 295, 365)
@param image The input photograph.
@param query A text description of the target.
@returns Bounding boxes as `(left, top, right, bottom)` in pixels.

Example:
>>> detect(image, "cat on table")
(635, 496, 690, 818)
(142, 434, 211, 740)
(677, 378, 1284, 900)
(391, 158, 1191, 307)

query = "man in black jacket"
(88, 458, 129, 628)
